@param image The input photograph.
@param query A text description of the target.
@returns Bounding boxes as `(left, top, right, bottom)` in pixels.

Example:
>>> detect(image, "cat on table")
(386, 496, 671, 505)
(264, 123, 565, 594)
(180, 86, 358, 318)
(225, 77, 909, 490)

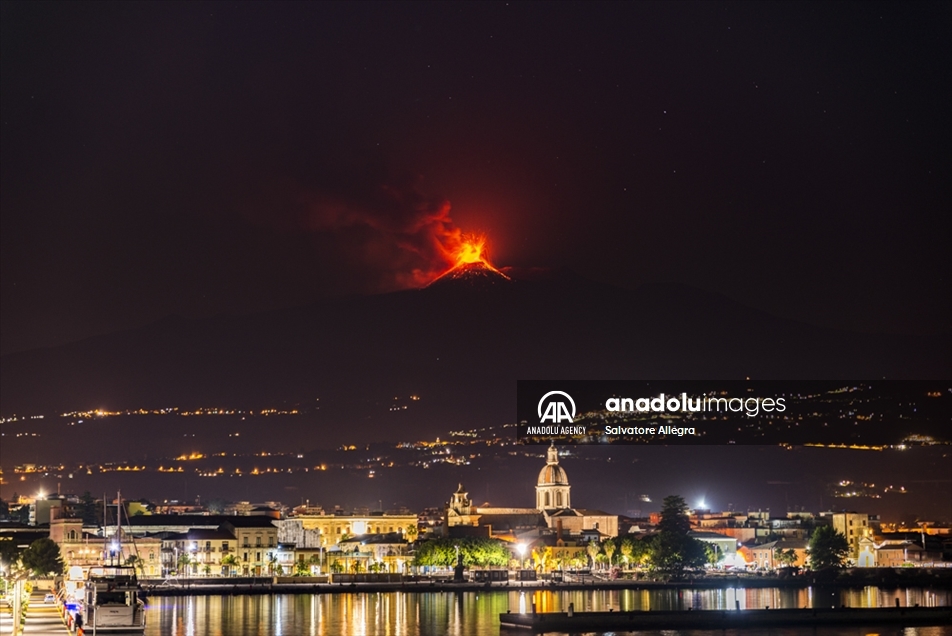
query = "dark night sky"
(2, 1, 950, 356)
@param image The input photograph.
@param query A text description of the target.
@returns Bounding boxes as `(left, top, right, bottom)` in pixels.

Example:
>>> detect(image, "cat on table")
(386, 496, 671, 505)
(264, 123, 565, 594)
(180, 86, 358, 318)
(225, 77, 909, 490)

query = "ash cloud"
(244, 175, 465, 289)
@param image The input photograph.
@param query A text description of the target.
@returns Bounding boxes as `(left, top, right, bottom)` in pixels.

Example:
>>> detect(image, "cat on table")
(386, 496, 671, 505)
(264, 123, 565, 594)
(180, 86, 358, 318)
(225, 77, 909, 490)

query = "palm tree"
(774, 547, 797, 568)
(531, 547, 551, 573)
(125, 554, 143, 578)
(602, 539, 616, 568)
(177, 552, 192, 577)
(586, 541, 601, 570)
(405, 524, 418, 543)
(221, 554, 239, 577)
(620, 537, 634, 569)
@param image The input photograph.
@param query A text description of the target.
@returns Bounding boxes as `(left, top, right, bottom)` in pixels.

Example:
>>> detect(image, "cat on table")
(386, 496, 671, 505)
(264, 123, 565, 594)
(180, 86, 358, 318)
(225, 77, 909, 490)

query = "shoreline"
(140, 576, 952, 597)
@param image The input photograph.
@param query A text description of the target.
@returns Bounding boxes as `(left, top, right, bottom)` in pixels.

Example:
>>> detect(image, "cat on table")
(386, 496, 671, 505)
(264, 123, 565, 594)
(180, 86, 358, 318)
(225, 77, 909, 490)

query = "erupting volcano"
(428, 234, 511, 287)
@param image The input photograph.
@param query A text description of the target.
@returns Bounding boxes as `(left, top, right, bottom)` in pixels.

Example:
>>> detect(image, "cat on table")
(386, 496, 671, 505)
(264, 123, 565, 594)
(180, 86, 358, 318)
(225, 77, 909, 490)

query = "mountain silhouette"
(1, 271, 948, 444)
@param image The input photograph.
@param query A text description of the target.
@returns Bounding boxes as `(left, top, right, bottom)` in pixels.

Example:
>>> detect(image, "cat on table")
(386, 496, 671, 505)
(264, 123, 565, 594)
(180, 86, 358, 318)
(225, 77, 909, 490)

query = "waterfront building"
(832, 512, 872, 558)
(745, 538, 809, 569)
(275, 511, 418, 550)
(857, 537, 926, 567)
(49, 514, 163, 577)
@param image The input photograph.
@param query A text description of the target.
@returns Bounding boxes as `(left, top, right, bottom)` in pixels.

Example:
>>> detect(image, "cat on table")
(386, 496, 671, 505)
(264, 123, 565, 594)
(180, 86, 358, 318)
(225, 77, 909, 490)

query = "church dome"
(537, 463, 569, 486)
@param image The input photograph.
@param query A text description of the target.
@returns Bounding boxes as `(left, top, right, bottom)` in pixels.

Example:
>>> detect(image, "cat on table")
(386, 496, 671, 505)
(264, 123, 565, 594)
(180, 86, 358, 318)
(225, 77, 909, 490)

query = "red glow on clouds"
(246, 175, 505, 289)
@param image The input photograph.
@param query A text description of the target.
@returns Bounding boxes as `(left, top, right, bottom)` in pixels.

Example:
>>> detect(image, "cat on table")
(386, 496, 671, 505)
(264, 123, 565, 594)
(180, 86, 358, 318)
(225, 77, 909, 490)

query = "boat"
(63, 566, 146, 633)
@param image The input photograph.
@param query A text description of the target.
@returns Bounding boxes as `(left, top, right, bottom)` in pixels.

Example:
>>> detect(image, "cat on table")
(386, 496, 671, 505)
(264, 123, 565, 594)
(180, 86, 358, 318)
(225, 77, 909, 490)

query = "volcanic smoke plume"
(249, 176, 498, 288)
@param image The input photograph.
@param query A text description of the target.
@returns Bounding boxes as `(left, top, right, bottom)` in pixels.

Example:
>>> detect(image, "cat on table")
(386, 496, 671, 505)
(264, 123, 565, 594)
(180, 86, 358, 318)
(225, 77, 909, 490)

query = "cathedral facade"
(444, 444, 618, 538)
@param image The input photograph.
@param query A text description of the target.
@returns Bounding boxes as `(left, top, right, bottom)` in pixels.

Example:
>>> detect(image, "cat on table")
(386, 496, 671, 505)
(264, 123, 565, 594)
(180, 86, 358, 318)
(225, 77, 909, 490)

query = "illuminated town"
(3, 1, 950, 634)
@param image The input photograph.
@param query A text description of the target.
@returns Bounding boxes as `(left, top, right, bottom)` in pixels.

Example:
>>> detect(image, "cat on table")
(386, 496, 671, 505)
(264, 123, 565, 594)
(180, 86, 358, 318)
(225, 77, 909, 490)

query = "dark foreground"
(499, 607, 952, 632)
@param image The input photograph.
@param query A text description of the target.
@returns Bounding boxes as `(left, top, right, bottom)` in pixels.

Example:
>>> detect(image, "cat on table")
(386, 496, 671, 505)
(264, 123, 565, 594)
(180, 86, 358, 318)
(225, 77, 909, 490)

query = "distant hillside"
(2, 272, 948, 445)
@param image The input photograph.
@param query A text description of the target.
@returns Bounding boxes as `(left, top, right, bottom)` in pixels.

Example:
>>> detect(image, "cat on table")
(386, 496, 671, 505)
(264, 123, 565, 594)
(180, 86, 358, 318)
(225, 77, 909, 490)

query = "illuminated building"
(275, 512, 418, 550)
(444, 444, 618, 538)
(832, 512, 871, 558)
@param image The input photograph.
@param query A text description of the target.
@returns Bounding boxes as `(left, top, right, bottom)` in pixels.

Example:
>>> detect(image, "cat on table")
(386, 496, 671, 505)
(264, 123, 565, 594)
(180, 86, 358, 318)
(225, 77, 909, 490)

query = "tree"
(177, 552, 192, 576)
(330, 560, 344, 574)
(705, 544, 721, 567)
(206, 498, 227, 515)
(531, 546, 552, 573)
(774, 547, 798, 568)
(648, 495, 708, 579)
(13, 504, 30, 525)
(405, 525, 418, 543)
(0, 536, 23, 573)
(78, 492, 99, 526)
(586, 541, 601, 569)
(125, 554, 144, 577)
(411, 538, 510, 568)
(619, 537, 634, 567)
(21, 538, 64, 576)
(808, 526, 849, 570)
(221, 554, 239, 577)
(602, 539, 616, 566)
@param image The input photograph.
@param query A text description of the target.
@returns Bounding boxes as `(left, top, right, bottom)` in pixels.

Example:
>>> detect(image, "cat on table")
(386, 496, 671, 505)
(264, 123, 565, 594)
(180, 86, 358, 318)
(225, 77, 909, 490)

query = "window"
(243, 538, 249, 547)
(222, 542, 229, 551)
(256, 552, 261, 562)
(268, 537, 274, 547)
(544, 492, 550, 507)
(256, 537, 261, 547)
(206, 541, 212, 550)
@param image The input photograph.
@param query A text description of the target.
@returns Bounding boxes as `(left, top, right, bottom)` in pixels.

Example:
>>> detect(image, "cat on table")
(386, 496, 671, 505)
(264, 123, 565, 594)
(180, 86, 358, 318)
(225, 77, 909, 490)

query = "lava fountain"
(430, 233, 510, 284)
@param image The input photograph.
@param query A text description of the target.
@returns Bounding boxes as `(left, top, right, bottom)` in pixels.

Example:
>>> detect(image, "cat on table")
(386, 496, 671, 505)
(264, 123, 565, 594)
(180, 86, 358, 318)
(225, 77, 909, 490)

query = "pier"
(499, 606, 952, 631)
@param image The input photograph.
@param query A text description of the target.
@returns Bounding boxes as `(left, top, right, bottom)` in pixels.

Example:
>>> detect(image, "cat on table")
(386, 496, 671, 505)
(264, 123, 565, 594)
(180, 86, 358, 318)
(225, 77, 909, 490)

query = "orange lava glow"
(453, 235, 489, 266)
(440, 233, 509, 278)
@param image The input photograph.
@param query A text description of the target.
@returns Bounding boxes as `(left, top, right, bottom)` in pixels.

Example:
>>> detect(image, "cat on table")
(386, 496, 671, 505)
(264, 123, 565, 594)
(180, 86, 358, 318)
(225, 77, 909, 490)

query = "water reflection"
(146, 587, 952, 636)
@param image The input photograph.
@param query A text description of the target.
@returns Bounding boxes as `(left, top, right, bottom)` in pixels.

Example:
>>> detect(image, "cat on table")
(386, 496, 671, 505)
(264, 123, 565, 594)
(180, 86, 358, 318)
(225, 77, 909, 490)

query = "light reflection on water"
(145, 587, 951, 636)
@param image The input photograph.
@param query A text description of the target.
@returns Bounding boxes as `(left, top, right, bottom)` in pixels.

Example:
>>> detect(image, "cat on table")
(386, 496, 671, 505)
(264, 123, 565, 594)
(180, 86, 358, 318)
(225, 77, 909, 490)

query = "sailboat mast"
(117, 490, 122, 561)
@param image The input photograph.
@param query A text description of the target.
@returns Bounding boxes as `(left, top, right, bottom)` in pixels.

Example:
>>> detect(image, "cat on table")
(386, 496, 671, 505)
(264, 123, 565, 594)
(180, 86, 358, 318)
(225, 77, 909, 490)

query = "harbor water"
(144, 586, 951, 635)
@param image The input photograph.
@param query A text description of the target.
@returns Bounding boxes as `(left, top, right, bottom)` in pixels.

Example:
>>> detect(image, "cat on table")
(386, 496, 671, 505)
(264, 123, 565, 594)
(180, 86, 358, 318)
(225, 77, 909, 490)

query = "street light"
(517, 544, 527, 570)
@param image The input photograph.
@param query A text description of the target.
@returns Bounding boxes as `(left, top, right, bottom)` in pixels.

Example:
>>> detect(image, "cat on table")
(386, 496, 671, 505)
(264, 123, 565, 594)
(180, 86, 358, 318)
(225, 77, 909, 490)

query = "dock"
(499, 606, 952, 632)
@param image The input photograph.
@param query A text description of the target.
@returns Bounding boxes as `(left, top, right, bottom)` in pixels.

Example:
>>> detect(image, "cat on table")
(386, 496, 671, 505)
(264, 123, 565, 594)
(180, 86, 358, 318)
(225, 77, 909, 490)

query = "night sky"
(2, 1, 950, 356)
